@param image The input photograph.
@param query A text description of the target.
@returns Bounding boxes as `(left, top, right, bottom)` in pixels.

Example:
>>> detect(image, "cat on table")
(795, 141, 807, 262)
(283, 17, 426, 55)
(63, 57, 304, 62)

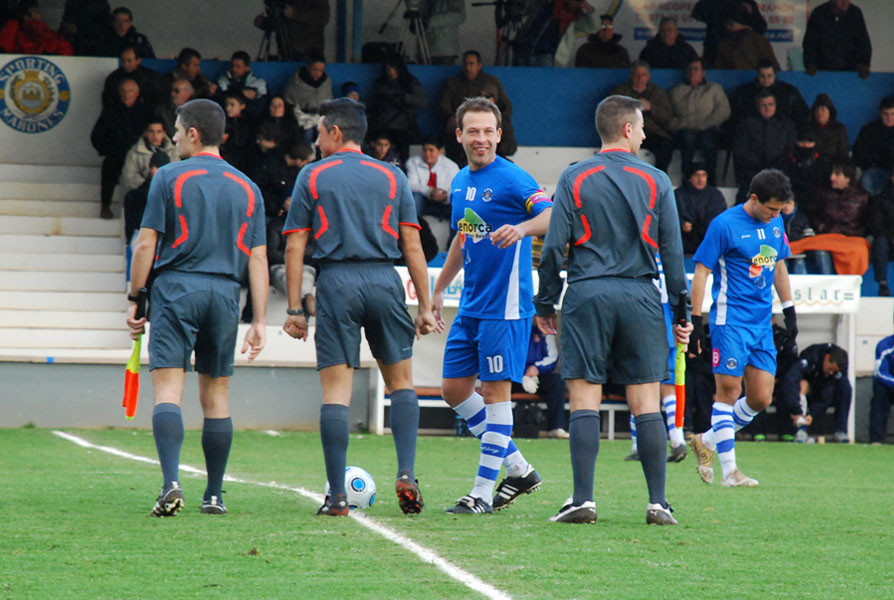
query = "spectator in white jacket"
(120, 118, 178, 243)
(405, 135, 459, 220)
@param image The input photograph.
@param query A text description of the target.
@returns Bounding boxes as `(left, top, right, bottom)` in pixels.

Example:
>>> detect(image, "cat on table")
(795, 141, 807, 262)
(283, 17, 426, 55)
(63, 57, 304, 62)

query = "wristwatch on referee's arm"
(128, 287, 149, 319)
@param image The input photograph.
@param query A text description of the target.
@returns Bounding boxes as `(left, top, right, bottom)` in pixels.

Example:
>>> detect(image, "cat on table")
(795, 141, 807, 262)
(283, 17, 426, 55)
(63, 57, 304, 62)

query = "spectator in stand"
(245, 121, 287, 219)
(405, 135, 460, 220)
(803, 0, 871, 78)
(512, 324, 569, 439)
(160, 48, 216, 100)
(610, 60, 673, 173)
(259, 94, 301, 151)
(119, 117, 177, 243)
(813, 161, 870, 238)
(675, 162, 727, 256)
(253, 0, 329, 62)
(59, 0, 112, 56)
(90, 77, 149, 220)
(668, 58, 731, 187)
(367, 55, 428, 162)
(438, 50, 516, 165)
(516, 0, 594, 67)
(868, 172, 894, 296)
(852, 96, 894, 196)
(269, 143, 316, 305)
(102, 46, 159, 108)
(0, 3, 73, 55)
(217, 51, 268, 116)
(638, 17, 698, 71)
(807, 94, 849, 174)
(368, 132, 404, 172)
(692, 0, 766, 68)
(282, 54, 333, 143)
(728, 61, 808, 136)
(870, 332, 894, 443)
(109, 6, 153, 58)
(780, 129, 826, 221)
(153, 78, 193, 139)
(780, 197, 828, 275)
(574, 14, 630, 69)
(341, 81, 360, 102)
(219, 91, 254, 172)
(714, 11, 778, 71)
(425, 0, 466, 66)
(733, 90, 796, 200)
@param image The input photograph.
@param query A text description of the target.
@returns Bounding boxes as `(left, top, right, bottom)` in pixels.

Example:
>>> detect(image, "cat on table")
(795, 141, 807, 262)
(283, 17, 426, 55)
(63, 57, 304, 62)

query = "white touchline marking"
(52, 430, 512, 600)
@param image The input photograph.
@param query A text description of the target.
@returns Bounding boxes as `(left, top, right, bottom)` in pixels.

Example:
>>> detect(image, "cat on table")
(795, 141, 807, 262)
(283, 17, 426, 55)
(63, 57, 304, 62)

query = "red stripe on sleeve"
(399, 221, 422, 230)
(381, 204, 398, 238)
(283, 227, 312, 235)
(309, 160, 342, 200)
(223, 171, 255, 217)
(360, 160, 397, 199)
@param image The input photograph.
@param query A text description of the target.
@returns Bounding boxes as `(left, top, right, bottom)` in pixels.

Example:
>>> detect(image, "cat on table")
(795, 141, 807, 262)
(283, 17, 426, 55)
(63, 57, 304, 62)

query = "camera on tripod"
(472, 0, 525, 29)
(256, 0, 293, 61)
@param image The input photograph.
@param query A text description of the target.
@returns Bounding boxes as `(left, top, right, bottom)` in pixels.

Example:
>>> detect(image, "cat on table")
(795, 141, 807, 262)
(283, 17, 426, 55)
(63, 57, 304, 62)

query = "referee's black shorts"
(314, 262, 416, 370)
(560, 277, 668, 385)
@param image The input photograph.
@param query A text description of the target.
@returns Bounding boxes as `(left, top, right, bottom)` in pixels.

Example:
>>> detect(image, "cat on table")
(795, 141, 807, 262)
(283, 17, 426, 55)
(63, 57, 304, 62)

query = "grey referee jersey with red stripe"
(535, 148, 687, 312)
(283, 148, 420, 262)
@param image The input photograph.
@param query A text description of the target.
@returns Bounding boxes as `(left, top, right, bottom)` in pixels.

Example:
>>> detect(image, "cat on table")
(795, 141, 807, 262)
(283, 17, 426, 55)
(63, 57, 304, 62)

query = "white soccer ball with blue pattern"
(324, 466, 376, 509)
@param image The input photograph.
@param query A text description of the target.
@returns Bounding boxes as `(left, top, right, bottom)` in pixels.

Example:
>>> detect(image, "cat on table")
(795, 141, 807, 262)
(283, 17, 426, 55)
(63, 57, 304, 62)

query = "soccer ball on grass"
(324, 466, 376, 509)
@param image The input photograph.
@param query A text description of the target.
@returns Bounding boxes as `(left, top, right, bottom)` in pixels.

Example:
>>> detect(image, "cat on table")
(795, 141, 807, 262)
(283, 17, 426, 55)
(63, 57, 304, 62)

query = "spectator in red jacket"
(0, 4, 73, 55)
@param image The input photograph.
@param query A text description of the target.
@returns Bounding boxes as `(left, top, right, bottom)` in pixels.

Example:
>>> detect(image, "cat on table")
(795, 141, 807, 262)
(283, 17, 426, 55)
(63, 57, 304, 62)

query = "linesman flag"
(123, 291, 147, 419)
(673, 291, 690, 429)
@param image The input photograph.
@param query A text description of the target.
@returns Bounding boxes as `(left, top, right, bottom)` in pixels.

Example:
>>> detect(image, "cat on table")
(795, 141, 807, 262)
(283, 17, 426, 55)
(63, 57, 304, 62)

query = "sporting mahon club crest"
(0, 56, 71, 133)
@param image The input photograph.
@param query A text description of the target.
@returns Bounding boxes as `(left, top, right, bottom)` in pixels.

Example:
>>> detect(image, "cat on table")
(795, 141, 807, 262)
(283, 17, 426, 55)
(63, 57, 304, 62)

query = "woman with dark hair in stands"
(258, 94, 301, 152)
(808, 93, 849, 171)
(366, 55, 428, 162)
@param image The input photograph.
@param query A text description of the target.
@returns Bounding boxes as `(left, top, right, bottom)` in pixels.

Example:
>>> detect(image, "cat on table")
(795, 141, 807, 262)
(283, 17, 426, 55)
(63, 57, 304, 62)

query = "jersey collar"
(195, 152, 222, 159)
(598, 148, 632, 154)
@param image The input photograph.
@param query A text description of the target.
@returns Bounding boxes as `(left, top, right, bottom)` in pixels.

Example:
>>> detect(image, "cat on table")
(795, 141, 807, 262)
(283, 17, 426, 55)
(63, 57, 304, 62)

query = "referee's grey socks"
(202, 417, 233, 502)
(152, 403, 184, 489)
(320, 403, 350, 497)
(634, 412, 668, 507)
(389, 388, 419, 481)
(569, 410, 600, 506)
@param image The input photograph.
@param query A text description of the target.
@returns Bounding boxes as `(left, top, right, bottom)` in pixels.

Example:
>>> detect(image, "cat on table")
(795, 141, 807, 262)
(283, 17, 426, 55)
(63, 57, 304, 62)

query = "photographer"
(254, 0, 330, 61)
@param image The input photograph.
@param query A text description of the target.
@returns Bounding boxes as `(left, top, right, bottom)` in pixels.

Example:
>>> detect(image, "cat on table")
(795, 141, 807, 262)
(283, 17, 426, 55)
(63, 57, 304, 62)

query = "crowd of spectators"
(7, 0, 894, 290)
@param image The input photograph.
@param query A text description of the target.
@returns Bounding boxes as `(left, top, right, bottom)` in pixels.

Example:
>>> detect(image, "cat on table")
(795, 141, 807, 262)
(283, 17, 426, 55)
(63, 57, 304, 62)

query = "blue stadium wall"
(148, 59, 894, 148)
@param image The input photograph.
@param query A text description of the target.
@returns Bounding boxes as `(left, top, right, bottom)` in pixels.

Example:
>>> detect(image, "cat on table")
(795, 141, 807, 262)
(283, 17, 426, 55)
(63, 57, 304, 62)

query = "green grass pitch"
(2, 428, 892, 599)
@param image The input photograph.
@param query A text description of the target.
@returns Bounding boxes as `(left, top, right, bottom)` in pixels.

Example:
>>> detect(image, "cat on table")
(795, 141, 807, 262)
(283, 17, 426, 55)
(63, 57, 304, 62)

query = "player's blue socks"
(389, 388, 419, 480)
(663, 394, 685, 448)
(732, 396, 759, 431)
(454, 392, 528, 477)
(635, 413, 668, 506)
(152, 403, 184, 488)
(202, 417, 232, 502)
(470, 401, 513, 501)
(708, 402, 737, 478)
(569, 409, 600, 506)
(320, 404, 349, 498)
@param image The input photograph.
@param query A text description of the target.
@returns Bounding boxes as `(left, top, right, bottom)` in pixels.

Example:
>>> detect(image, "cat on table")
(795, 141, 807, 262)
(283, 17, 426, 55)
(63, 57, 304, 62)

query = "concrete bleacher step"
(0, 181, 101, 202)
(0, 253, 124, 272)
(0, 215, 121, 237)
(0, 309, 124, 329)
(0, 199, 110, 218)
(0, 290, 125, 311)
(0, 234, 124, 255)
(0, 327, 131, 350)
(0, 164, 100, 185)
(0, 271, 124, 293)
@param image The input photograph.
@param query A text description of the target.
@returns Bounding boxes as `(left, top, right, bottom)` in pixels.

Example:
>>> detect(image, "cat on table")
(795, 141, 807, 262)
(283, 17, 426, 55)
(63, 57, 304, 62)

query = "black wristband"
(286, 308, 304, 316)
(127, 287, 147, 303)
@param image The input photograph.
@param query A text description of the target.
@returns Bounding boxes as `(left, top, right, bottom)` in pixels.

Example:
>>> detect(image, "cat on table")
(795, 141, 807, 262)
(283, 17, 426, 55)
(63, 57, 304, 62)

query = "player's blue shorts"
(710, 322, 776, 377)
(149, 270, 240, 378)
(442, 315, 531, 382)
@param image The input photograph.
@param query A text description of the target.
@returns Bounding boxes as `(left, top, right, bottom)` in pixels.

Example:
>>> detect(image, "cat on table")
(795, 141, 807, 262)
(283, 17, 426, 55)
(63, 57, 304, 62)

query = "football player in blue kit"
(688, 168, 797, 488)
(626, 254, 688, 463)
(432, 97, 553, 515)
